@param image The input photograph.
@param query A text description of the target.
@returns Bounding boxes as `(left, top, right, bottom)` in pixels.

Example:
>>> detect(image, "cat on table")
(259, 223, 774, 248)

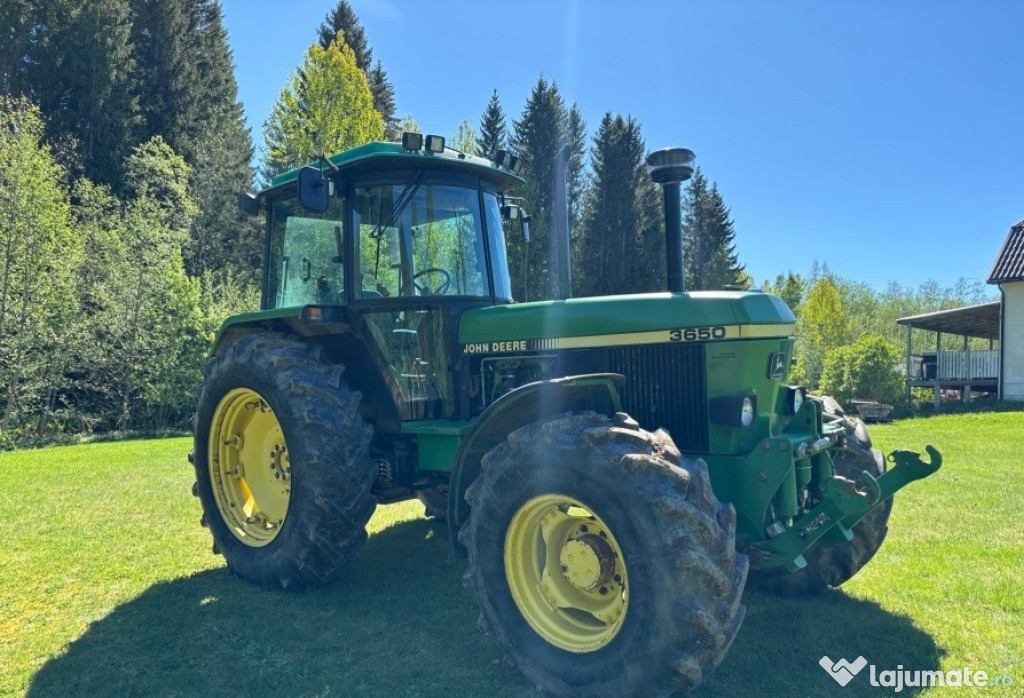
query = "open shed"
(896, 302, 1000, 406)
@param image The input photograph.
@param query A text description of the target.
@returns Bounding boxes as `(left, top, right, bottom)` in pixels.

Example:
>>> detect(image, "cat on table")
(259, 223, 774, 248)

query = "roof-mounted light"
(425, 134, 445, 154)
(401, 132, 423, 152)
(646, 147, 696, 185)
(494, 149, 522, 174)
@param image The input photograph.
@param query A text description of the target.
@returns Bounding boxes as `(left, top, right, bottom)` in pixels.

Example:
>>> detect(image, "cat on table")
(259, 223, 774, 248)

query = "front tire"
(191, 333, 377, 590)
(460, 412, 747, 696)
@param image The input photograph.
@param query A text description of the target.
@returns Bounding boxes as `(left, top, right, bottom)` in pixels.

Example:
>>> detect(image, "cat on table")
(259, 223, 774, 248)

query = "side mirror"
(237, 192, 261, 216)
(298, 166, 329, 213)
(501, 204, 531, 241)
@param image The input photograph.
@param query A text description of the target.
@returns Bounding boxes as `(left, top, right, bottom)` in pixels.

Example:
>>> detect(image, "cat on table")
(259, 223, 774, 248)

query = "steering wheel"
(412, 267, 452, 296)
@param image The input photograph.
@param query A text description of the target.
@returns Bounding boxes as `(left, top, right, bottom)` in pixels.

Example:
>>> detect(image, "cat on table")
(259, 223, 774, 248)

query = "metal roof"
(988, 219, 1024, 283)
(896, 301, 1001, 340)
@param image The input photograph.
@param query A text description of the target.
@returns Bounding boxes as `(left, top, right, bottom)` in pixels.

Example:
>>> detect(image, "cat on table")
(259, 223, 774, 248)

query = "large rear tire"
(460, 412, 747, 696)
(747, 395, 891, 596)
(190, 333, 376, 590)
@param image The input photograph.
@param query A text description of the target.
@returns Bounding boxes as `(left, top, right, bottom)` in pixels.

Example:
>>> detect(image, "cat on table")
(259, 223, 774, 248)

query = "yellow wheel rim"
(504, 494, 629, 652)
(208, 388, 290, 547)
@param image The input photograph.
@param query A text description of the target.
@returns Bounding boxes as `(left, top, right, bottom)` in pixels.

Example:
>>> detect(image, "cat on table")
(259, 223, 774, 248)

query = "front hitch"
(748, 444, 942, 571)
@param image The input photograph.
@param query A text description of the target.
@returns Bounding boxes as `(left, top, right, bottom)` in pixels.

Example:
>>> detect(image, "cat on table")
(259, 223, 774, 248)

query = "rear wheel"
(460, 412, 747, 696)
(747, 395, 891, 596)
(191, 333, 377, 590)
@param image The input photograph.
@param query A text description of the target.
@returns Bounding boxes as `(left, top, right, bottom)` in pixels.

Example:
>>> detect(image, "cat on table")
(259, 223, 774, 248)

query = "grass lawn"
(2, 411, 1021, 697)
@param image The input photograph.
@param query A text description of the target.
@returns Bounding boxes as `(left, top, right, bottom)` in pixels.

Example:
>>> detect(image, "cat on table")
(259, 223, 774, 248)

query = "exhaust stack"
(646, 148, 695, 293)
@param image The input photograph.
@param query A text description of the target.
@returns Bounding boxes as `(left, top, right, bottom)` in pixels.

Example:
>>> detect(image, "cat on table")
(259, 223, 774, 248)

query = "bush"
(820, 335, 903, 407)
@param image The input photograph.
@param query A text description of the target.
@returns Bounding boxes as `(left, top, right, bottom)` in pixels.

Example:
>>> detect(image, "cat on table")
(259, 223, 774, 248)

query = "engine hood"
(458, 291, 796, 354)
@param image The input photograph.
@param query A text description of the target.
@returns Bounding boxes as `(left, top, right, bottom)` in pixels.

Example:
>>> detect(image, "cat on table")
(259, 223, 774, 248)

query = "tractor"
(190, 132, 941, 696)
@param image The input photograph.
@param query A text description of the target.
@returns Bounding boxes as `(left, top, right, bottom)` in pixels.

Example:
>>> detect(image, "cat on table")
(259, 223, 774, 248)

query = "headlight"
(741, 396, 755, 427)
(710, 393, 758, 429)
(785, 386, 807, 415)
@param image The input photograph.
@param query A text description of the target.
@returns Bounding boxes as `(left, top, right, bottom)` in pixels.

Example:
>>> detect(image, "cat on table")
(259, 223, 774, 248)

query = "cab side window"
(266, 194, 346, 308)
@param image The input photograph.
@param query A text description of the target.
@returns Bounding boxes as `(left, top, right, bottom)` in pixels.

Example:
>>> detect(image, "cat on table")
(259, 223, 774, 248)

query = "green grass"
(2, 412, 1022, 697)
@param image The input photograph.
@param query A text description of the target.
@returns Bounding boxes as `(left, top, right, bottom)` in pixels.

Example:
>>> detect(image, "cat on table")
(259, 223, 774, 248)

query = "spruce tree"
(566, 103, 587, 239)
(576, 113, 662, 297)
(682, 168, 745, 290)
(31, 0, 140, 187)
(509, 76, 568, 301)
(476, 89, 507, 158)
(317, 1, 372, 69)
(187, 0, 258, 277)
(367, 60, 398, 139)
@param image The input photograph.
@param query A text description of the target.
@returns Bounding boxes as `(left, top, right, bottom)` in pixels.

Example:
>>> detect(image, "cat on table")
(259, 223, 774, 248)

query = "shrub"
(820, 334, 903, 407)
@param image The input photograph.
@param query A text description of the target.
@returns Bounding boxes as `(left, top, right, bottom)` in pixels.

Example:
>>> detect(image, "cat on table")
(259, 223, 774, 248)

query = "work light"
(425, 134, 445, 153)
(401, 132, 423, 152)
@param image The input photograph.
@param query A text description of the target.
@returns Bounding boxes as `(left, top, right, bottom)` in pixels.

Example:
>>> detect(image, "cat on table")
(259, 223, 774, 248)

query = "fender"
(447, 373, 625, 554)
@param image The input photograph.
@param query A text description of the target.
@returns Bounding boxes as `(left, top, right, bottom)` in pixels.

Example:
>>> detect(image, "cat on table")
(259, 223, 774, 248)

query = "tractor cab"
(242, 138, 524, 425)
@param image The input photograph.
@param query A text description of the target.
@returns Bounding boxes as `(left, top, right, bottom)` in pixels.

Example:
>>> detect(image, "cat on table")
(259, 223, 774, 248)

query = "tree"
(262, 36, 384, 180)
(30, 0, 140, 187)
(508, 76, 568, 301)
(185, 0, 258, 278)
(794, 276, 851, 387)
(682, 169, 745, 290)
(450, 119, 476, 154)
(476, 89, 507, 158)
(763, 271, 807, 313)
(73, 138, 206, 431)
(566, 103, 587, 239)
(316, 1, 396, 138)
(317, 0, 371, 68)
(576, 113, 662, 297)
(820, 335, 903, 406)
(0, 98, 79, 435)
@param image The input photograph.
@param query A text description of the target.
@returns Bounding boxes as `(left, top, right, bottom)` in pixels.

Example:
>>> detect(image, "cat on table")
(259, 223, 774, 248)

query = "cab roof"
(259, 141, 525, 197)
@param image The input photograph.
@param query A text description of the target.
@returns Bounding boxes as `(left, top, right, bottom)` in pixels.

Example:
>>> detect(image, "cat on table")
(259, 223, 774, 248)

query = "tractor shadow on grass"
(28, 515, 940, 698)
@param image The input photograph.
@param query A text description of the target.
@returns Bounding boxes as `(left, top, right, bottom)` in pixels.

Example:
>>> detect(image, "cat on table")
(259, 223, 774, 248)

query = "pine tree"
(31, 0, 140, 187)
(316, 2, 396, 138)
(262, 38, 384, 180)
(129, 0, 198, 157)
(566, 103, 587, 239)
(367, 60, 397, 139)
(508, 76, 568, 301)
(682, 168, 745, 290)
(0, 0, 33, 97)
(576, 113, 662, 297)
(476, 89, 507, 158)
(317, 1, 371, 69)
(187, 0, 258, 278)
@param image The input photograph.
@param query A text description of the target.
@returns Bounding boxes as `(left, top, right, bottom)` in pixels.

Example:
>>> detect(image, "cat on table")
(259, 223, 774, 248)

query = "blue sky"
(222, 0, 1023, 292)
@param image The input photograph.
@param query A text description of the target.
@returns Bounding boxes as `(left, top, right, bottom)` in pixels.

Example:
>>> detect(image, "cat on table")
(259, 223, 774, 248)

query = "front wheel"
(460, 412, 747, 696)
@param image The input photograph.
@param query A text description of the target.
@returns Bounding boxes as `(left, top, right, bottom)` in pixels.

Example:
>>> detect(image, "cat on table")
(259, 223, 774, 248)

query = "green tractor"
(190, 133, 941, 695)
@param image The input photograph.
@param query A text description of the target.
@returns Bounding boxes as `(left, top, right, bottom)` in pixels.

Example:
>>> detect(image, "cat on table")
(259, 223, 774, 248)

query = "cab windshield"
(354, 178, 510, 300)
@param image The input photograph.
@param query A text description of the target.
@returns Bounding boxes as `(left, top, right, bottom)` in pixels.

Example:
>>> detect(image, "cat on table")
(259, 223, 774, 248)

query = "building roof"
(896, 301, 1001, 340)
(988, 219, 1024, 283)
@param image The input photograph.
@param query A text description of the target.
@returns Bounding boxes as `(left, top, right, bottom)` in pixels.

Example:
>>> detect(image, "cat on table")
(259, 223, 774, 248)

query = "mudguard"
(447, 373, 625, 554)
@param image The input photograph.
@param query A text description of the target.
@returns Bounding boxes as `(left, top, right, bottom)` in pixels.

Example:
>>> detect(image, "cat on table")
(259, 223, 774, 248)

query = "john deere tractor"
(190, 133, 940, 696)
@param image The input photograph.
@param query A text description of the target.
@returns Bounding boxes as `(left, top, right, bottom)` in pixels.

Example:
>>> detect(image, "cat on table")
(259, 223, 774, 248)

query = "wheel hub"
(504, 494, 629, 653)
(560, 534, 616, 591)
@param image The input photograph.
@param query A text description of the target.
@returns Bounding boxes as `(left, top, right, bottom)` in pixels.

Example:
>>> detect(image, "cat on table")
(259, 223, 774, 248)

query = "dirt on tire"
(191, 332, 377, 590)
(460, 411, 748, 696)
